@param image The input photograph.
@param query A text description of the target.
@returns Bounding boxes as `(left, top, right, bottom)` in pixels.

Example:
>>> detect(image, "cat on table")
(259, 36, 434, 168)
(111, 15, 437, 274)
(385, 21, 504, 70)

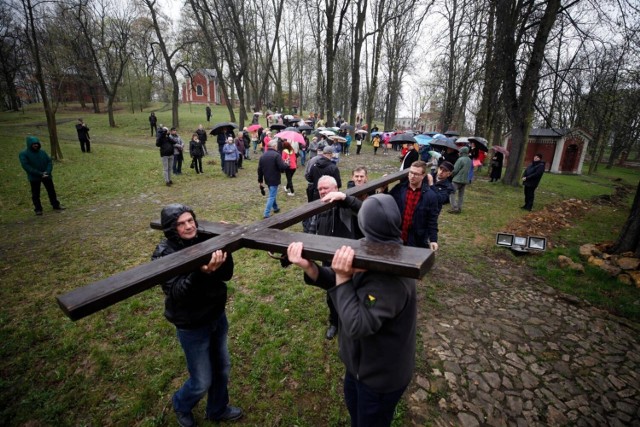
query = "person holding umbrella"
(210, 123, 237, 170)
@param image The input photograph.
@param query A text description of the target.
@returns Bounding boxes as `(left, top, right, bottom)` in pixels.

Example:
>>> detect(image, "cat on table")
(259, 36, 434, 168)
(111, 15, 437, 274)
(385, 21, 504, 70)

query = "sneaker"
(53, 205, 66, 211)
(174, 411, 196, 427)
(206, 406, 243, 422)
(273, 208, 280, 213)
(35, 210, 43, 216)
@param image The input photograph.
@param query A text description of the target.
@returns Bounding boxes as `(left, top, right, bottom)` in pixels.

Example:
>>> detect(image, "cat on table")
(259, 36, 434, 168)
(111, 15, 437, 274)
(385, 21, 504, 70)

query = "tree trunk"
(497, 0, 562, 186)
(23, 0, 62, 159)
(611, 180, 640, 257)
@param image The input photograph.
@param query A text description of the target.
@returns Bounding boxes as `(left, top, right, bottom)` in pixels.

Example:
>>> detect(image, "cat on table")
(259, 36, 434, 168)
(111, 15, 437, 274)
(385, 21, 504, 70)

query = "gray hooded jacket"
(306, 195, 417, 392)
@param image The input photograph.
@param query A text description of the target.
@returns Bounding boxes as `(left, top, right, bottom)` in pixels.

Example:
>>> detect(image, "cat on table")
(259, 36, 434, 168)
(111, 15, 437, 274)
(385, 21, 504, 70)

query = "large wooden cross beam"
(56, 169, 435, 321)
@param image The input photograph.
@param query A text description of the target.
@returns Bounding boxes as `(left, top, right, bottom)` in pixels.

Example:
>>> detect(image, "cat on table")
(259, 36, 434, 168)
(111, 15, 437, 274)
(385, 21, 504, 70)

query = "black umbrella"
(340, 123, 354, 131)
(210, 122, 238, 135)
(429, 137, 459, 151)
(283, 127, 301, 132)
(389, 133, 417, 144)
(297, 124, 313, 131)
(444, 130, 460, 137)
(469, 136, 489, 151)
(270, 124, 286, 131)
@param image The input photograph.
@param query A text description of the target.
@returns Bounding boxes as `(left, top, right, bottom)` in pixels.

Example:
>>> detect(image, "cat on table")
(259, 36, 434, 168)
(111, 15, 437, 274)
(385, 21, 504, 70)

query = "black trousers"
(30, 177, 60, 212)
(524, 186, 537, 209)
(79, 138, 91, 153)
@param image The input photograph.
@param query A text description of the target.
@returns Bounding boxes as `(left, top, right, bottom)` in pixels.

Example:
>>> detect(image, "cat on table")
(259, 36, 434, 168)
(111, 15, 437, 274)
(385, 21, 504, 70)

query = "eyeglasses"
(408, 171, 424, 177)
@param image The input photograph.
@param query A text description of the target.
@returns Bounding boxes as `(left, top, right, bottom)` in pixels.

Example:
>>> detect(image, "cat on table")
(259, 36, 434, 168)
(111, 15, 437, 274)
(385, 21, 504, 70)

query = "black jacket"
(307, 156, 342, 201)
(156, 132, 175, 157)
(523, 160, 545, 188)
(151, 205, 234, 329)
(258, 149, 289, 186)
(430, 172, 454, 212)
(75, 123, 90, 142)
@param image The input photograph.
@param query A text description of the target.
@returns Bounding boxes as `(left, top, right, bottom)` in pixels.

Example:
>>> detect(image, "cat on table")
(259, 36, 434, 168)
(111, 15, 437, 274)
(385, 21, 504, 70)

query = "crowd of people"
(18, 108, 544, 427)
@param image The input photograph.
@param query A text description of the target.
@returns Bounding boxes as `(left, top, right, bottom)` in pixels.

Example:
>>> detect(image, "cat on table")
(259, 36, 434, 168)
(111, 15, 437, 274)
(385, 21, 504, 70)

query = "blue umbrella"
(414, 134, 433, 146)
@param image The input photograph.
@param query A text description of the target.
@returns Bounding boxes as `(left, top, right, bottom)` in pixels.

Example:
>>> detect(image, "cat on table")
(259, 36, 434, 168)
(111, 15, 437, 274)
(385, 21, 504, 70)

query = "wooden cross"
(56, 169, 435, 321)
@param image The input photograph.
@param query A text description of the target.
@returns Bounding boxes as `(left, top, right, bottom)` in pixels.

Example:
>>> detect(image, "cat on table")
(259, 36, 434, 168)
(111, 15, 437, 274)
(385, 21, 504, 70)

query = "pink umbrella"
(247, 124, 262, 132)
(275, 130, 306, 145)
(491, 145, 509, 156)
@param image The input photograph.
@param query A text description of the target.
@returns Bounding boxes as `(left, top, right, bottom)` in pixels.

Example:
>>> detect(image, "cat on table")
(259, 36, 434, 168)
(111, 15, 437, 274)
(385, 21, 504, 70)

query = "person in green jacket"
(19, 136, 65, 216)
(449, 146, 472, 214)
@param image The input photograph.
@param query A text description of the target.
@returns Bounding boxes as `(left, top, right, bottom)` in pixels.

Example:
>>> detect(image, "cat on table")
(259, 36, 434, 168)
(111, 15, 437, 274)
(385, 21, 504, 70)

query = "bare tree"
(0, 5, 26, 111)
(19, 0, 63, 158)
(495, 0, 578, 186)
(73, 0, 134, 127)
(382, 0, 427, 130)
(141, 0, 195, 128)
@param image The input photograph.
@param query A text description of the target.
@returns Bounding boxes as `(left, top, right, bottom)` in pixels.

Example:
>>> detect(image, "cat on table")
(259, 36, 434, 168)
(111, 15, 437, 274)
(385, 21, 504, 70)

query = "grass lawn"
(1, 102, 639, 426)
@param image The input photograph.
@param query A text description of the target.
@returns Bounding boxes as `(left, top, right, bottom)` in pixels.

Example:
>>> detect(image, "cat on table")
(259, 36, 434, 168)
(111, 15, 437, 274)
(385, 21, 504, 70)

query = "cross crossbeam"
(56, 169, 434, 321)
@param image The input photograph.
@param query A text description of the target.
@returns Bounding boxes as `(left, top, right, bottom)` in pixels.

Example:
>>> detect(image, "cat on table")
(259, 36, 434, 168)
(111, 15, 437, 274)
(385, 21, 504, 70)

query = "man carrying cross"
(286, 194, 417, 427)
(152, 204, 243, 426)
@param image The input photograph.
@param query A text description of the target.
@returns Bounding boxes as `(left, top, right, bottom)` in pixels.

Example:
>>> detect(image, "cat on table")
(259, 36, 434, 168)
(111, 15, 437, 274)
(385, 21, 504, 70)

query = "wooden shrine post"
(56, 169, 435, 321)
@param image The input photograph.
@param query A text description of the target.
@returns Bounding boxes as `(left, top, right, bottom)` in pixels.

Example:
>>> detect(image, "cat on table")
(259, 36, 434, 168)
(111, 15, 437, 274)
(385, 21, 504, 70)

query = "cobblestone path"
(407, 259, 640, 426)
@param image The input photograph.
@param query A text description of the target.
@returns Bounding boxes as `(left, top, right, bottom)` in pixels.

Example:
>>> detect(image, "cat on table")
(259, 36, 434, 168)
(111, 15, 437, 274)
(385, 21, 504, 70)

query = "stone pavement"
(407, 260, 640, 426)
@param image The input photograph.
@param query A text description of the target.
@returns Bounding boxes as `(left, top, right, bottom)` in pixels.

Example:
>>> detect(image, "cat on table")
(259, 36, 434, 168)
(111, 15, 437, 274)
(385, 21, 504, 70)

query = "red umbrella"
(247, 124, 262, 132)
(275, 130, 306, 145)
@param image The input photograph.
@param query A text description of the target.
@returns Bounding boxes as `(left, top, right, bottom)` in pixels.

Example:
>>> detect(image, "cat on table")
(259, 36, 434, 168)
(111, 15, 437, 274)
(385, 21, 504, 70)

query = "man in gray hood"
(287, 194, 417, 427)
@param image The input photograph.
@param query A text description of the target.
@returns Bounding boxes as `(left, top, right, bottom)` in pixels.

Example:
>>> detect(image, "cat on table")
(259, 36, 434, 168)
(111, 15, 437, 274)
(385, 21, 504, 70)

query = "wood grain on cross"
(56, 169, 435, 321)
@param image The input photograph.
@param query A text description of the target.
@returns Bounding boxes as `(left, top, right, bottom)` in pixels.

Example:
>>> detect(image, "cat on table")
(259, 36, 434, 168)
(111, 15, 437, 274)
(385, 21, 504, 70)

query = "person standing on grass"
(286, 194, 416, 427)
(448, 146, 472, 214)
(149, 112, 157, 136)
(75, 118, 91, 153)
(282, 140, 297, 196)
(196, 124, 208, 155)
(152, 204, 243, 427)
(169, 127, 185, 176)
(189, 133, 205, 175)
(206, 105, 212, 122)
(156, 127, 176, 186)
(19, 136, 65, 216)
(223, 137, 239, 178)
(258, 139, 289, 219)
(521, 153, 545, 211)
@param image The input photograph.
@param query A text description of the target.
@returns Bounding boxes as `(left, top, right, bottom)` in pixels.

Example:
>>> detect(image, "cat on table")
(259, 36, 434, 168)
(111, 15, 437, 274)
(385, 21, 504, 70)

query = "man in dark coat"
(149, 112, 157, 136)
(75, 118, 91, 153)
(389, 160, 440, 251)
(286, 194, 416, 427)
(152, 204, 242, 427)
(521, 153, 545, 211)
(19, 136, 65, 215)
(205, 105, 212, 122)
(430, 161, 455, 212)
(305, 146, 342, 202)
(257, 139, 289, 218)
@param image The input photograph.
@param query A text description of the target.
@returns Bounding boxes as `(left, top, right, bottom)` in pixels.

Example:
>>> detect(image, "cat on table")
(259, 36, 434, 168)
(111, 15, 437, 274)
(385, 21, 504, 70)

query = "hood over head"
(358, 194, 402, 244)
(160, 203, 198, 242)
(26, 135, 41, 150)
(459, 146, 469, 155)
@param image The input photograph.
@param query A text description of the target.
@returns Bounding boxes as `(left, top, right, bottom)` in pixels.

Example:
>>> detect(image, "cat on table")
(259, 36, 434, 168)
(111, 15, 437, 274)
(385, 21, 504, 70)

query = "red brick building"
(503, 128, 592, 174)
(181, 69, 224, 105)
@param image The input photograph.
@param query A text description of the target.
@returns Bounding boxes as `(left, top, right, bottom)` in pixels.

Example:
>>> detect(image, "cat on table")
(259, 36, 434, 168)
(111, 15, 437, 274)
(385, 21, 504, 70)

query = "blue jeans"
(343, 371, 406, 427)
(299, 149, 306, 166)
(173, 314, 231, 419)
(263, 185, 279, 218)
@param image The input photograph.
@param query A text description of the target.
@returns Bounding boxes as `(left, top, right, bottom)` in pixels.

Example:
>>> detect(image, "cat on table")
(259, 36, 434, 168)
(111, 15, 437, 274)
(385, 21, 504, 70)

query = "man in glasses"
(388, 160, 440, 251)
